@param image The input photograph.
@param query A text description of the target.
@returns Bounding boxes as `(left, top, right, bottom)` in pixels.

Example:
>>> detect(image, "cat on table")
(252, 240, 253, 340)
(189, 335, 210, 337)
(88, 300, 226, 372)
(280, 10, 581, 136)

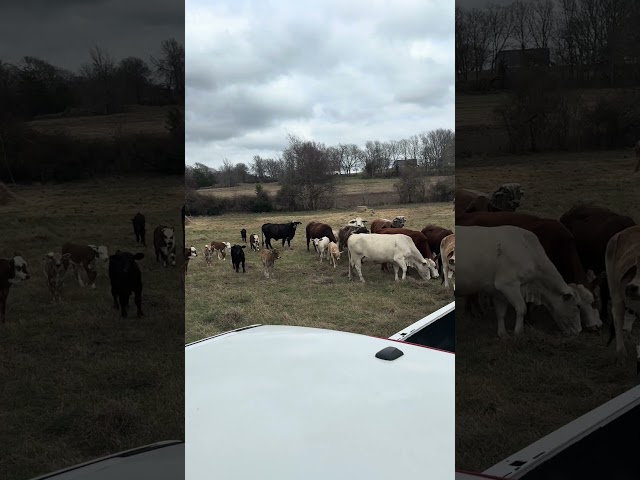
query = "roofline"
(28, 441, 183, 480)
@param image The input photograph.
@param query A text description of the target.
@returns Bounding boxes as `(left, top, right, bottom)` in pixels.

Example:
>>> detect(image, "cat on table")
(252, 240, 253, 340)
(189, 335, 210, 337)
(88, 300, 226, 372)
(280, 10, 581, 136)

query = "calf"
(108, 250, 144, 318)
(338, 225, 369, 252)
(0, 255, 30, 324)
(312, 236, 331, 262)
(440, 234, 455, 290)
(211, 241, 231, 260)
(261, 221, 302, 249)
(132, 212, 146, 247)
(306, 221, 337, 251)
(260, 248, 281, 279)
(231, 244, 246, 273)
(61, 243, 109, 288)
(43, 252, 71, 303)
(185, 246, 197, 275)
(204, 245, 214, 266)
(328, 241, 340, 268)
(249, 234, 260, 251)
(240, 228, 247, 242)
(153, 225, 176, 267)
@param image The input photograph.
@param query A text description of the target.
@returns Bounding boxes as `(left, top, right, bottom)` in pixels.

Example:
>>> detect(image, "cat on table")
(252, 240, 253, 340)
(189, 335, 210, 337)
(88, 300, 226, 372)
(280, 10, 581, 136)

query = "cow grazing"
(185, 246, 197, 275)
(440, 234, 455, 290)
(347, 233, 438, 283)
(231, 245, 246, 273)
(457, 211, 603, 331)
(605, 225, 640, 359)
(0, 255, 30, 324)
(559, 204, 636, 319)
(132, 213, 146, 247)
(348, 217, 368, 227)
(240, 229, 247, 242)
(306, 222, 337, 251)
(43, 252, 71, 303)
(249, 234, 260, 251)
(421, 224, 454, 276)
(376, 227, 439, 277)
(260, 248, 281, 278)
(153, 225, 176, 267)
(61, 243, 109, 288)
(204, 245, 214, 266)
(312, 237, 331, 262)
(210, 241, 231, 260)
(261, 221, 302, 249)
(328, 241, 340, 268)
(457, 225, 582, 338)
(338, 225, 369, 252)
(108, 250, 144, 318)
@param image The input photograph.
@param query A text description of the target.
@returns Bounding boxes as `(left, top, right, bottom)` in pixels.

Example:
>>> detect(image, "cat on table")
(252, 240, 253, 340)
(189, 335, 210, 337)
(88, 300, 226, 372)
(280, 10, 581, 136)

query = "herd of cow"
(455, 183, 640, 372)
(187, 215, 456, 286)
(0, 212, 184, 324)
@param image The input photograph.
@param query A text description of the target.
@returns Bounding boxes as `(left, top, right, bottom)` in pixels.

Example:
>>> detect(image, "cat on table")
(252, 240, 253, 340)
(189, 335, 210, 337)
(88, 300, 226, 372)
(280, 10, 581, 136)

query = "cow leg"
(493, 294, 510, 338)
(242, 260, 245, 273)
(119, 291, 130, 318)
(392, 263, 400, 281)
(443, 263, 449, 288)
(354, 260, 365, 283)
(112, 286, 120, 309)
(498, 285, 527, 336)
(134, 287, 143, 317)
(612, 300, 627, 357)
(0, 288, 9, 323)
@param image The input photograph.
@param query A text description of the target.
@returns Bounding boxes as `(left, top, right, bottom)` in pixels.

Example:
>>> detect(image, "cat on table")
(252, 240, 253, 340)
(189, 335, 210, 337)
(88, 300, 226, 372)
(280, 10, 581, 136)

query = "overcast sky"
(0, 0, 184, 71)
(186, 0, 455, 169)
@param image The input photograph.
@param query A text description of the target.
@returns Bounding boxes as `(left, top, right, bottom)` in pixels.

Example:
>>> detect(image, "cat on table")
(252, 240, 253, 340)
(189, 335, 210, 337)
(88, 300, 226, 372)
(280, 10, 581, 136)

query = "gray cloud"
(186, 0, 455, 169)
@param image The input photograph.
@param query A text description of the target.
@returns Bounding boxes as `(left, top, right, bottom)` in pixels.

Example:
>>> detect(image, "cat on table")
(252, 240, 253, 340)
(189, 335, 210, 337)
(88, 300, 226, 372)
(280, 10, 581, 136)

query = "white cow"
(347, 233, 438, 283)
(456, 225, 582, 338)
(348, 217, 368, 228)
(312, 236, 331, 262)
(605, 225, 640, 358)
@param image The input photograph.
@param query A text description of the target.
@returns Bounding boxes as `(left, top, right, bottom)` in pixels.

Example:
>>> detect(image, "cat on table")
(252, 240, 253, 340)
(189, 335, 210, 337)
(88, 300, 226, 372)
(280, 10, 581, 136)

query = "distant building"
(495, 48, 551, 68)
(392, 159, 418, 176)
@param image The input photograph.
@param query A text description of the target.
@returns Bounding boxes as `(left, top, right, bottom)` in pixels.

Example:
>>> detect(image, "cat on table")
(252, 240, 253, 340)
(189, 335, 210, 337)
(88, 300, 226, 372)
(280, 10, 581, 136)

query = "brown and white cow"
(0, 255, 30, 323)
(211, 241, 231, 260)
(249, 234, 260, 251)
(260, 248, 281, 279)
(43, 252, 71, 303)
(370, 217, 404, 234)
(61, 243, 109, 289)
(185, 246, 197, 275)
(153, 225, 176, 267)
(306, 222, 337, 252)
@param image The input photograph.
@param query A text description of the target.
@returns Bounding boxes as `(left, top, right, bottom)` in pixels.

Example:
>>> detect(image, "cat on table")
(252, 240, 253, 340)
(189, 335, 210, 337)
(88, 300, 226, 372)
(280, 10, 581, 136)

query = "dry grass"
(26, 105, 178, 139)
(185, 203, 454, 344)
(456, 150, 640, 471)
(0, 176, 184, 480)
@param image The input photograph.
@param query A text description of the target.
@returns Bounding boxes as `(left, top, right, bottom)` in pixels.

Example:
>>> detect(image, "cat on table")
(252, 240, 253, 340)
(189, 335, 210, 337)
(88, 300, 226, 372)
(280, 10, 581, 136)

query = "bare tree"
(511, 1, 532, 51)
(80, 46, 117, 114)
(420, 129, 455, 173)
(486, 2, 515, 72)
(150, 38, 184, 103)
(527, 0, 556, 49)
(221, 158, 236, 187)
(456, 7, 473, 81)
(340, 144, 360, 176)
(250, 155, 266, 181)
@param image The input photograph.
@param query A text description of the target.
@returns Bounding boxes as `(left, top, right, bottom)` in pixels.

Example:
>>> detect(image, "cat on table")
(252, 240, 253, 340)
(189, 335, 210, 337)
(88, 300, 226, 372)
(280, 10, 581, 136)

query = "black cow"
(240, 228, 247, 242)
(231, 244, 246, 273)
(261, 221, 302, 249)
(132, 213, 146, 247)
(108, 250, 144, 318)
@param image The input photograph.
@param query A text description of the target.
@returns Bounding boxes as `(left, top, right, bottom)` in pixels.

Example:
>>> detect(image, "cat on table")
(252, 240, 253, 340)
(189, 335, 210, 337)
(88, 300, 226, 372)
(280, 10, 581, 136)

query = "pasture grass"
(0, 176, 184, 480)
(185, 203, 454, 344)
(456, 150, 640, 471)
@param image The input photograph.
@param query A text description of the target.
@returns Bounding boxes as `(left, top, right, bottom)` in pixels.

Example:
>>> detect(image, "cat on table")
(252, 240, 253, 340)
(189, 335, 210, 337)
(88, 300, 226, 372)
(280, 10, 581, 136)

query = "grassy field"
(199, 175, 452, 208)
(456, 150, 639, 471)
(185, 203, 454, 344)
(26, 105, 178, 139)
(0, 176, 184, 480)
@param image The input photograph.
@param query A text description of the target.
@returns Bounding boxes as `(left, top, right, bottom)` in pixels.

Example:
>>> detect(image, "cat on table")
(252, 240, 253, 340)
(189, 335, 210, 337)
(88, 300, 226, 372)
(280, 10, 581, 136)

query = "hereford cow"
(421, 224, 454, 277)
(347, 233, 438, 283)
(132, 213, 146, 247)
(210, 241, 231, 260)
(249, 234, 260, 251)
(108, 250, 144, 318)
(306, 222, 337, 251)
(440, 234, 455, 290)
(153, 225, 176, 267)
(457, 211, 602, 331)
(604, 225, 640, 360)
(328, 242, 340, 268)
(260, 248, 281, 279)
(338, 225, 369, 252)
(184, 246, 197, 275)
(61, 243, 109, 288)
(261, 221, 302, 249)
(231, 244, 246, 273)
(312, 237, 331, 262)
(43, 252, 71, 303)
(0, 255, 30, 323)
(457, 225, 582, 338)
(240, 229, 247, 242)
(559, 204, 636, 319)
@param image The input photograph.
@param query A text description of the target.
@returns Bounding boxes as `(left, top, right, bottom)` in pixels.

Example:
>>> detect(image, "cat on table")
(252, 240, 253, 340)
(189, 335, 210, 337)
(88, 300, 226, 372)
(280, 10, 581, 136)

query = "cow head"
(188, 246, 197, 257)
(551, 290, 583, 336)
(413, 258, 439, 280)
(291, 221, 302, 229)
(9, 255, 30, 283)
(491, 183, 524, 212)
(570, 283, 602, 331)
(271, 249, 281, 260)
(44, 252, 71, 275)
(110, 250, 144, 274)
(392, 216, 406, 228)
(89, 245, 109, 262)
(312, 238, 320, 248)
(348, 217, 368, 227)
(231, 244, 246, 257)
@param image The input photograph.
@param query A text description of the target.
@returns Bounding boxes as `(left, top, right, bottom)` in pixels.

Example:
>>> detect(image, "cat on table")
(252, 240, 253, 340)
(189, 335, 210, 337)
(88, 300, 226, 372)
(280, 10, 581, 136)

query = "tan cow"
(260, 248, 281, 279)
(327, 241, 340, 268)
(43, 252, 71, 303)
(440, 234, 455, 290)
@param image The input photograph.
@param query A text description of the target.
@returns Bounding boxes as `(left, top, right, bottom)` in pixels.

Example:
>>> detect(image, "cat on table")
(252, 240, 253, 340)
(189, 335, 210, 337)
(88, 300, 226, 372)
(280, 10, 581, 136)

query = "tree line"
(456, 0, 640, 87)
(186, 128, 455, 189)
